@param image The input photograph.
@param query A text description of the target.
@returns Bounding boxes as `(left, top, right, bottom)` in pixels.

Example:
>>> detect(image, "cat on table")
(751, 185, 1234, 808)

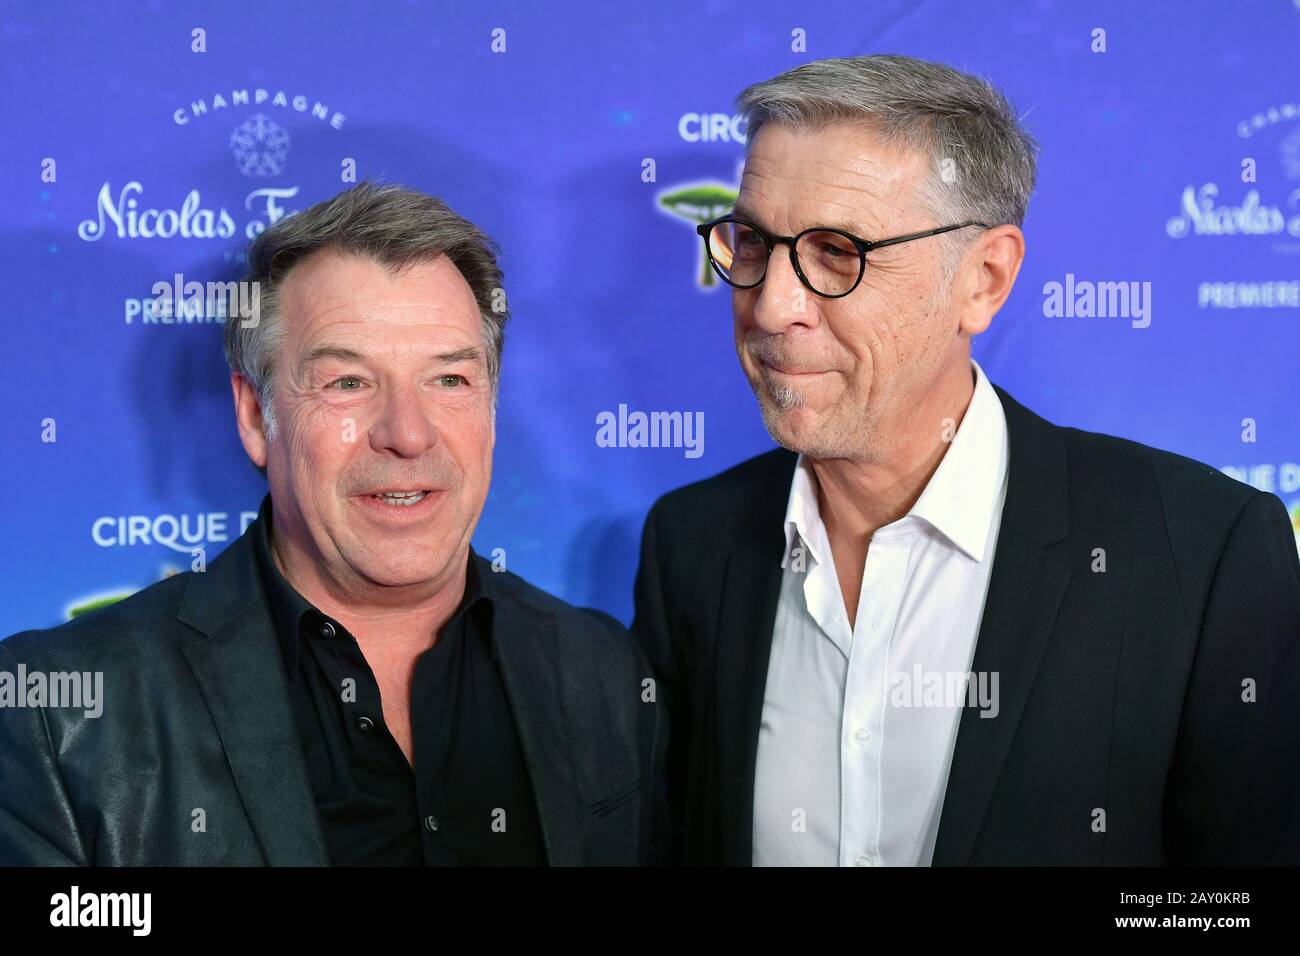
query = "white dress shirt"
(752, 359, 1010, 867)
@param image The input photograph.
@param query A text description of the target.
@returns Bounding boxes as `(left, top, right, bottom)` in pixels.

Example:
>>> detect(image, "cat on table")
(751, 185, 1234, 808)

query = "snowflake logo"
(229, 113, 291, 178)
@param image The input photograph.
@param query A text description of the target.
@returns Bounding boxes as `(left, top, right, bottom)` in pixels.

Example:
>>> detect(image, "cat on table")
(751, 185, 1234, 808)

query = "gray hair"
(224, 181, 509, 464)
(736, 54, 1039, 284)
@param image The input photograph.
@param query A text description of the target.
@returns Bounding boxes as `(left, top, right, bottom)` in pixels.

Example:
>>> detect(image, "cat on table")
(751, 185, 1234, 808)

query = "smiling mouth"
(367, 490, 431, 507)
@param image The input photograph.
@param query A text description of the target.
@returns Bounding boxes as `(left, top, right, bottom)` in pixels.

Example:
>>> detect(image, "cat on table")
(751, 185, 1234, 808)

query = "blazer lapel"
(490, 596, 587, 866)
(932, 386, 1073, 865)
(180, 522, 586, 866)
(177, 532, 329, 866)
(714, 450, 796, 866)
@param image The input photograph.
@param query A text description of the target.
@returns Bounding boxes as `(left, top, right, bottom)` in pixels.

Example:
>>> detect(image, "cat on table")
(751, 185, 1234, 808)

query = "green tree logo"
(68, 594, 131, 618)
(1290, 500, 1300, 558)
(64, 566, 180, 620)
(657, 183, 738, 288)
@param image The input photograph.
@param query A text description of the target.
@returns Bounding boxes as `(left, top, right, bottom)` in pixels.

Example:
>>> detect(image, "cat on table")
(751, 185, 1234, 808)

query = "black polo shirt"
(250, 496, 547, 866)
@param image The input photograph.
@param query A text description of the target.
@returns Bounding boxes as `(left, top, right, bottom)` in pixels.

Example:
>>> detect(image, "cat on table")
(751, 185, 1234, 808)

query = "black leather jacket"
(0, 514, 668, 866)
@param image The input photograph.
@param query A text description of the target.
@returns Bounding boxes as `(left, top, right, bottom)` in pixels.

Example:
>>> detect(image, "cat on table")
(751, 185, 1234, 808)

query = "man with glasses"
(632, 55, 1300, 866)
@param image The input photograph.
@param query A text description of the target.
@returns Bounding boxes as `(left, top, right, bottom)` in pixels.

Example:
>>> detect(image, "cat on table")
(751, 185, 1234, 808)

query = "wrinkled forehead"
(737, 121, 931, 236)
(277, 248, 482, 343)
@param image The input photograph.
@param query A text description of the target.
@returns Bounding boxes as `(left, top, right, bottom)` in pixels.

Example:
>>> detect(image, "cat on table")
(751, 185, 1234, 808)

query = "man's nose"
(368, 383, 439, 458)
(747, 244, 820, 335)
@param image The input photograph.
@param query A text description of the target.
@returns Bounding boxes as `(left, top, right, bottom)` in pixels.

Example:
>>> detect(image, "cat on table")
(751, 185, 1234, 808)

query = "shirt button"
(356, 716, 374, 731)
(854, 728, 870, 744)
(321, 621, 336, 639)
(855, 855, 873, 867)
(424, 815, 440, 833)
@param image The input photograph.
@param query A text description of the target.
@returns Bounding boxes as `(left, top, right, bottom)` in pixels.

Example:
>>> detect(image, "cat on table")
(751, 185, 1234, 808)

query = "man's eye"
(329, 376, 364, 391)
(438, 374, 468, 388)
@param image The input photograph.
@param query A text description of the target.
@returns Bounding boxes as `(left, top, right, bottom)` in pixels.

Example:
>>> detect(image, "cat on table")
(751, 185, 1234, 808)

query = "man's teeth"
(371, 491, 427, 506)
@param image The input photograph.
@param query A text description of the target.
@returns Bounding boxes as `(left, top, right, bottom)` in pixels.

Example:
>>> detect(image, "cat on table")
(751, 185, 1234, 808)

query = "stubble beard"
(751, 373, 875, 462)
(741, 334, 880, 461)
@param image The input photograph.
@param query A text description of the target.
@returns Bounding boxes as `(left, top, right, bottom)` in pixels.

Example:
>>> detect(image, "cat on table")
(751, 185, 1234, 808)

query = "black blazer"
(632, 384, 1300, 865)
(0, 519, 665, 866)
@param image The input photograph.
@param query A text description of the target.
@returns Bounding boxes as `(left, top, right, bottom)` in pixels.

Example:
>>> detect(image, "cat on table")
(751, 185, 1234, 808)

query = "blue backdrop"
(3, 0, 1298, 631)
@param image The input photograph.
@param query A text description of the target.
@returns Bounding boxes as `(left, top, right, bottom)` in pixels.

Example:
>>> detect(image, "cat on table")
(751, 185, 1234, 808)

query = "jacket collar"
(715, 380, 1072, 865)
(176, 508, 585, 866)
(931, 384, 1071, 864)
(176, 528, 330, 866)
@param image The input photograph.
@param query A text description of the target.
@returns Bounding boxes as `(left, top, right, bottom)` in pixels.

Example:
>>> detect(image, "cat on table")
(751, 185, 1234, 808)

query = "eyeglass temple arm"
(862, 221, 989, 252)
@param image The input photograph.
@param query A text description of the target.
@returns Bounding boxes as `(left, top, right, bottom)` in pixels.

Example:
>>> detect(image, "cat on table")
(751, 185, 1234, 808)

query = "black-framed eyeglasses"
(696, 216, 989, 298)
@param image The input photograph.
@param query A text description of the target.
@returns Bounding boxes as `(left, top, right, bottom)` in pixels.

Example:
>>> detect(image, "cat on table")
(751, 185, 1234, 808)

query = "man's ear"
(958, 224, 1025, 336)
(230, 373, 269, 469)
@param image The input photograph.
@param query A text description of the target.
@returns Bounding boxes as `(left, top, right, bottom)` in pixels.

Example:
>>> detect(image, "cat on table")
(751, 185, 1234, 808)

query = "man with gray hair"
(633, 55, 1300, 866)
(1, 182, 666, 866)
